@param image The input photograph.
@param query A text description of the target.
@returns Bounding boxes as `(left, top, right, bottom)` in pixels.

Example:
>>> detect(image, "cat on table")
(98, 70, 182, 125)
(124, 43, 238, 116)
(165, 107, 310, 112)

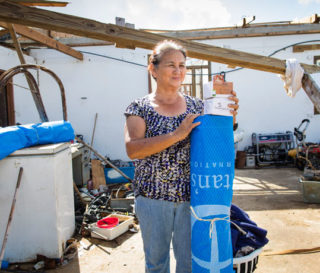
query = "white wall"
(28, 45, 149, 160)
(4, 33, 320, 160)
(201, 34, 320, 151)
(0, 47, 38, 124)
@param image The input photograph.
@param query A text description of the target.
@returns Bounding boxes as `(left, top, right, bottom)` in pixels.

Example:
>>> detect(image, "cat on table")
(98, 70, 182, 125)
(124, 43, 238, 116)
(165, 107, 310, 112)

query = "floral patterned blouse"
(124, 93, 203, 202)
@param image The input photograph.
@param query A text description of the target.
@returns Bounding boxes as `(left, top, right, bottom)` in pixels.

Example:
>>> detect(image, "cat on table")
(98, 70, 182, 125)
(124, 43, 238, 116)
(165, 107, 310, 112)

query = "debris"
(35, 254, 57, 270)
(129, 224, 139, 233)
(79, 240, 93, 251)
(75, 137, 132, 183)
(89, 214, 135, 241)
(63, 239, 78, 262)
(33, 261, 45, 270)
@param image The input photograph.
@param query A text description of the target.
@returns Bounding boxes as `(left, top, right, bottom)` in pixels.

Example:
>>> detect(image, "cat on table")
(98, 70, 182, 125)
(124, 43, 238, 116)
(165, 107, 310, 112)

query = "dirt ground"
(4, 167, 320, 273)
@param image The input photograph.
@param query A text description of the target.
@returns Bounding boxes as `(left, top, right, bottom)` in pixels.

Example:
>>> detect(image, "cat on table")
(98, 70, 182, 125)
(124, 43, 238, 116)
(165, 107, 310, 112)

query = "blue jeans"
(135, 196, 191, 273)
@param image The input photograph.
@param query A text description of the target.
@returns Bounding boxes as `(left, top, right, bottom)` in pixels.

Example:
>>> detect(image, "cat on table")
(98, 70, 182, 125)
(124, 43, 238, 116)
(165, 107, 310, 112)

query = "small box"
(246, 155, 255, 168)
(299, 177, 320, 203)
(90, 214, 134, 240)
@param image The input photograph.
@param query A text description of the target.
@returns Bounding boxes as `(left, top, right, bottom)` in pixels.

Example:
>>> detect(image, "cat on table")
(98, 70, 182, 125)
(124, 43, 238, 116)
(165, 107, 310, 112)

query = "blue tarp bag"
(190, 115, 235, 273)
(0, 120, 75, 160)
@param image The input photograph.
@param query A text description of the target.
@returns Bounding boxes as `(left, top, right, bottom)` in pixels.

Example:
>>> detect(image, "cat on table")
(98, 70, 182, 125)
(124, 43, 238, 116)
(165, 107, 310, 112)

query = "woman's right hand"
(174, 114, 201, 141)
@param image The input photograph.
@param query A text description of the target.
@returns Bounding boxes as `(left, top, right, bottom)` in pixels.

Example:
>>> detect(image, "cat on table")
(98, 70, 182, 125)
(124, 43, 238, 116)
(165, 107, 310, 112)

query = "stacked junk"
(236, 118, 320, 204)
(0, 65, 137, 271)
(74, 139, 137, 242)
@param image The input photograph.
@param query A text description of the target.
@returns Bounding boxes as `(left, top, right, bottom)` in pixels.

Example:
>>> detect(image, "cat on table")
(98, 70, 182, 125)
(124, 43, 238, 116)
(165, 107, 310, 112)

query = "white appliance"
(0, 143, 75, 262)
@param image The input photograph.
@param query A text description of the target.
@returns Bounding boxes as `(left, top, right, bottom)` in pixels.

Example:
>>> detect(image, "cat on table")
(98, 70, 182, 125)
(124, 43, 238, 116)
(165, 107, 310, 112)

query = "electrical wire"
(211, 39, 320, 79)
(78, 39, 320, 78)
(9, 39, 320, 94)
(79, 50, 148, 68)
(22, 39, 320, 79)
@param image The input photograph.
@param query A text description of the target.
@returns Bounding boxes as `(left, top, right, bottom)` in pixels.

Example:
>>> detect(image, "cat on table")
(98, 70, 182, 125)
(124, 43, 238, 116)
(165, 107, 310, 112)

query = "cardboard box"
(213, 81, 233, 95)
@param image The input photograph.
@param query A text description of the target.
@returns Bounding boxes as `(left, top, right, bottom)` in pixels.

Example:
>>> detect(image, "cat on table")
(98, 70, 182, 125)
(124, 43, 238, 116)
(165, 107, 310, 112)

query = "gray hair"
(149, 40, 187, 66)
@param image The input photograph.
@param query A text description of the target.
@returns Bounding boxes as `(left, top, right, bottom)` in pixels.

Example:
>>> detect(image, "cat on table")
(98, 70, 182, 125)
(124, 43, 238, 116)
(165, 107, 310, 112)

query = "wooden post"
(301, 73, 320, 113)
(7, 23, 48, 122)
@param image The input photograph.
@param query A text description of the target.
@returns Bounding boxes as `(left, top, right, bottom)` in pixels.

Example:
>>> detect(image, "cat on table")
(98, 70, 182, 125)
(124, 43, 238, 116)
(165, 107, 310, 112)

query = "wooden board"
(0, 1, 319, 75)
(302, 73, 320, 113)
(91, 159, 106, 189)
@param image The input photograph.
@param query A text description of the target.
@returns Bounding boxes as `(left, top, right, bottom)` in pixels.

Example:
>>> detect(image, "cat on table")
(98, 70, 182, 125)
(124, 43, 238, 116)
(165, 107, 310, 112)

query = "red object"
(96, 217, 119, 229)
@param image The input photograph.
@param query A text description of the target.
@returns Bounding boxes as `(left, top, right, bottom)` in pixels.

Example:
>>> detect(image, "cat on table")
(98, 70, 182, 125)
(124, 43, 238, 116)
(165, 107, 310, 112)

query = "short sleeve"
(124, 100, 144, 118)
(187, 96, 204, 114)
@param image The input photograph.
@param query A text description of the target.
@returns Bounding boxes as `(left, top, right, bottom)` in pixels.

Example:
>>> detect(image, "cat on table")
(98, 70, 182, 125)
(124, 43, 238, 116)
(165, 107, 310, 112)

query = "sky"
(44, 0, 320, 30)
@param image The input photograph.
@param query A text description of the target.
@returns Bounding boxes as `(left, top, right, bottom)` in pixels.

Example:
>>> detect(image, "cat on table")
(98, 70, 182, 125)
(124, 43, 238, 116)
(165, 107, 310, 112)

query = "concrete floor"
(47, 167, 320, 273)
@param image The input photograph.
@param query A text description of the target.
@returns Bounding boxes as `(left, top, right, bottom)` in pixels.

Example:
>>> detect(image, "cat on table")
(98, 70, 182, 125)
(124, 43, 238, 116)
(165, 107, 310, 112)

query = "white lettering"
(224, 174, 230, 189)
(199, 175, 210, 189)
(191, 173, 197, 187)
(213, 175, 223, 188)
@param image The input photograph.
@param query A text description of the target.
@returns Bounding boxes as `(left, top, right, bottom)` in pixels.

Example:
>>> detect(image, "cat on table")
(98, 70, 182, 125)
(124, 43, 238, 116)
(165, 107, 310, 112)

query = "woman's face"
(151, 49, 186, 90)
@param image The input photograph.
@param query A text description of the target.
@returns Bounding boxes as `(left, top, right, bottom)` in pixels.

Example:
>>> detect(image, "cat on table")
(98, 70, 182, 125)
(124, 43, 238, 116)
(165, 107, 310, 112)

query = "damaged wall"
(202, 33, 320, 151)
(2, 32, 320, 160)
(27, 45, 149, 161)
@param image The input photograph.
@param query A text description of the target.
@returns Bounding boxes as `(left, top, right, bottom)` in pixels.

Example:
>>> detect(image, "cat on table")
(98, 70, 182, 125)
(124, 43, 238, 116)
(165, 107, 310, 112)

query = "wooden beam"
(292, 14, 319, 24)
(293, 44, 320, 53)
(302, 73, 320, 113)
(7, 24, 25, 63)
(11, 0, 68, 7)
(0, 1, 319, 75)
(0, 22, 83, 60)
(6, 23, 48, 122)
(154, 24, 320, 40)
(0, 28, 8, 37)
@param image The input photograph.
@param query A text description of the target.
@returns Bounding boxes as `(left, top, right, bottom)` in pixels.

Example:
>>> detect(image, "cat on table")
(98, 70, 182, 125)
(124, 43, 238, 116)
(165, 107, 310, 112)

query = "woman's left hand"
(228, 90, 239, 118)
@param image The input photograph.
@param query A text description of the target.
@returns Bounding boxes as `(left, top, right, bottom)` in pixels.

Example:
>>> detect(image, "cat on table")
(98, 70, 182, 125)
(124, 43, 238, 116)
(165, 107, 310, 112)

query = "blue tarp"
(191, 115, 234, 273)
(0, 120, 75, 160)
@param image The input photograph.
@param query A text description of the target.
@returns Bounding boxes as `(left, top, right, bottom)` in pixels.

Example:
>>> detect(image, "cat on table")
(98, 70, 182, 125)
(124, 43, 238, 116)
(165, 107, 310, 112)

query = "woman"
(124, 40, 239, 273)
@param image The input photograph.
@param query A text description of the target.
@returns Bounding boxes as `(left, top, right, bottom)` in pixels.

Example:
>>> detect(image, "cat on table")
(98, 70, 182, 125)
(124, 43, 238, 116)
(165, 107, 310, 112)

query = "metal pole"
(0, 167, 23, 268)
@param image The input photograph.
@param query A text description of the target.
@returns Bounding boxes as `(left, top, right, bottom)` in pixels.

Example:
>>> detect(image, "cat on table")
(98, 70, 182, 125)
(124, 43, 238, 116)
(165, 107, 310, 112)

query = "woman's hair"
(149, 40, 187, 67)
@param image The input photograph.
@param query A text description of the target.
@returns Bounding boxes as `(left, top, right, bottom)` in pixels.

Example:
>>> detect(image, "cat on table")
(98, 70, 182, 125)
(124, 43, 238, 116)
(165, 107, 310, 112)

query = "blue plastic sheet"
(190, 115, 235, 273)
(0, 120, 75, 160)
